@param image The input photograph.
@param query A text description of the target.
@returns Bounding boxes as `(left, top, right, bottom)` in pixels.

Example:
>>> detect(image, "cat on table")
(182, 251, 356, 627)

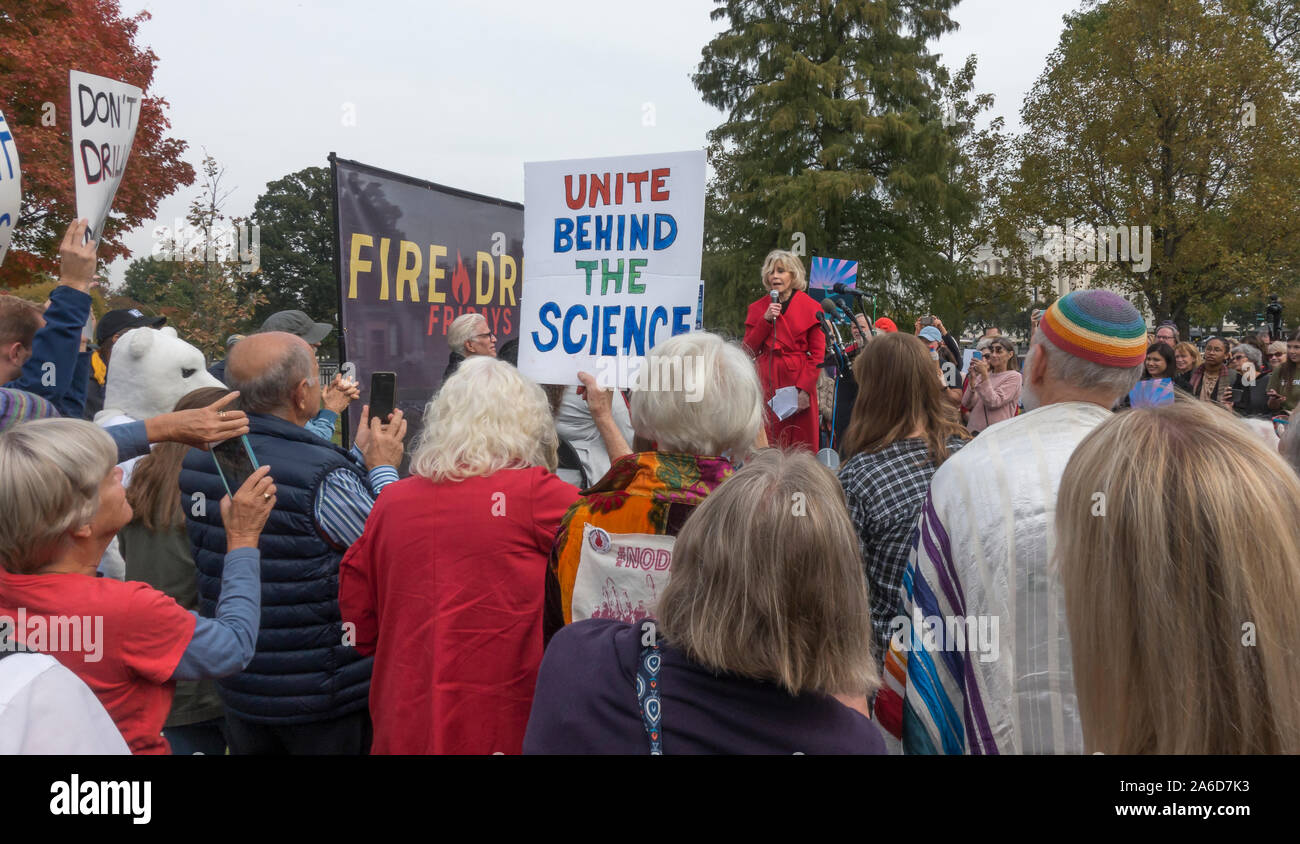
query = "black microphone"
(833, 282, 868, 299)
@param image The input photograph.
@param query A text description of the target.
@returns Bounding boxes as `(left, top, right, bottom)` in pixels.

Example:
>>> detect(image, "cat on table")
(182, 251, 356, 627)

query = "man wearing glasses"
(1154, 322, 1178, 348)
(443, 313, 498, 384)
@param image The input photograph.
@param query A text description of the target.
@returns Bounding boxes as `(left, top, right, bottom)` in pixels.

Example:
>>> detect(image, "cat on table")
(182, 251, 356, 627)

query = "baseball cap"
(97, 308, 166, 346)
(919, 326, 943, 343)
(874, 317, 898, 333)
(259, 310, 333, 345)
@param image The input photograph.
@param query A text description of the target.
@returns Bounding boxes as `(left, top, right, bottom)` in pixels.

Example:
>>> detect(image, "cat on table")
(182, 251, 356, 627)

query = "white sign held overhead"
(0, 109, 20, 267)
(69, 70, 142, 242)
(518, 149, 706, 388)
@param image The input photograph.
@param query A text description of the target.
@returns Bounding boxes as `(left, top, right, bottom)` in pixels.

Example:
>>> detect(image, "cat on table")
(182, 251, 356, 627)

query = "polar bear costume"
(94, 326, 223, 578)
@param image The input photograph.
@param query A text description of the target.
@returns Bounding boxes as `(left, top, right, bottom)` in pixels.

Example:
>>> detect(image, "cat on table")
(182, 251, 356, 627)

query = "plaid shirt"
(838, 436, 967, 670)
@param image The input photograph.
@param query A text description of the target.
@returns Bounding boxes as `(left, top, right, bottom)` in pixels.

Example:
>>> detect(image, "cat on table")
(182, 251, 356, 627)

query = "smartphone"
(211, 435, 259, 498)
(921, 316, 935, 326)
(369, 372, 397, 423)
(971, 350, 983, 361)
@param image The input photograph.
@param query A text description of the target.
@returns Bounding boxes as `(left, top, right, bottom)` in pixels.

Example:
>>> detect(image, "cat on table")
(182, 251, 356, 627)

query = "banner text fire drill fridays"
(518, 150, 705, 388)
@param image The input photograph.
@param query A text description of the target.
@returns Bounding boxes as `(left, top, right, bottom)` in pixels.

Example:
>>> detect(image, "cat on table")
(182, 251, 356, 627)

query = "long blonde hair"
(1057, 399, 1300, 753)
(841, 332, 968, 465)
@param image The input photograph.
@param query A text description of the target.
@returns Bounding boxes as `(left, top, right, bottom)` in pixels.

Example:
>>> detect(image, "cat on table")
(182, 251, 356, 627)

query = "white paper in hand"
(769, 386, 799, 421)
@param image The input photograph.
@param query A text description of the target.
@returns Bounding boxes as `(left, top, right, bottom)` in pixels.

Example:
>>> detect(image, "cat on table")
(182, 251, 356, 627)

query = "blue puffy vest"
(179, 412, 373, 725)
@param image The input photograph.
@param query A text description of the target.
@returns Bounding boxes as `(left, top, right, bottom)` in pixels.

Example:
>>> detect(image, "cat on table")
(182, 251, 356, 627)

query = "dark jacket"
(441, 350, 465, 386)
(1231, 370, 1274, 419)
(178, 412, 373, 724)
(4, 285, 91, 417)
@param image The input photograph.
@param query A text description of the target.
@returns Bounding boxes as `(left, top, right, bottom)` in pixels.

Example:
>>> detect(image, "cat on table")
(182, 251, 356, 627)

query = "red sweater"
(338, 467, 579, 754)
(744, 289, 826, 451)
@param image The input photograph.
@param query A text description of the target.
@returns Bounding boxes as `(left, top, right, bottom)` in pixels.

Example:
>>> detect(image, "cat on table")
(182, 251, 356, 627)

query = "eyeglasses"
(473, 332, 497, 341)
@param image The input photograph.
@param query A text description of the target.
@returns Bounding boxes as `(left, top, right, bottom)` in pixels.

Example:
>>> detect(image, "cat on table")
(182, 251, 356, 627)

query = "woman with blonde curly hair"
(1057, 399, 1300, 753)
(338, 356, 580, 754)
(743, 249, 826, 451)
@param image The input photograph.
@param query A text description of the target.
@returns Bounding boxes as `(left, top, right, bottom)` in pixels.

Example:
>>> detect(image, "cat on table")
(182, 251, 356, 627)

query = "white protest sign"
(0, 109, 20, 267)
(519, 149, 705, 388)
(70, 70, 142, 242)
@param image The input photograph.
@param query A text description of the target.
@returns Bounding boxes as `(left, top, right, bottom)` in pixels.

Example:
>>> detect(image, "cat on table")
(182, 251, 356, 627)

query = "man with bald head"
(179, 332, 407, 755)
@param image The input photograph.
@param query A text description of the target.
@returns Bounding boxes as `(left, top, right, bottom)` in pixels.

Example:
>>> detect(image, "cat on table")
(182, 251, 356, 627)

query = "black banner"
(331, 154, 523, 448)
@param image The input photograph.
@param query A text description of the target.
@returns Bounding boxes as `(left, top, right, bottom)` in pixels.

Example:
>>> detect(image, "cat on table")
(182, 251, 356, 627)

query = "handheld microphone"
(770, 289, 780, 303)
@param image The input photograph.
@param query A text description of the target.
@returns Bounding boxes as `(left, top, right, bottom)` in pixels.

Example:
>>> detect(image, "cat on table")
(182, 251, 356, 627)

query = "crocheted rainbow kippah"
(1040, 290, 1147, 368)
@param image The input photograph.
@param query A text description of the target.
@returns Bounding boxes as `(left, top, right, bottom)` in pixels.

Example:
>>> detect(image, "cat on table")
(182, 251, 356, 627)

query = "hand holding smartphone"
(212, 435, 260, 498)
(369, 372, 397, 423)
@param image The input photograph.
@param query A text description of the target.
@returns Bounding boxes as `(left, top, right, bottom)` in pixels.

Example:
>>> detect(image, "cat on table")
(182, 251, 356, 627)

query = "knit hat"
(874, 317, 898, 333)
(1040, 290, 1147, 367)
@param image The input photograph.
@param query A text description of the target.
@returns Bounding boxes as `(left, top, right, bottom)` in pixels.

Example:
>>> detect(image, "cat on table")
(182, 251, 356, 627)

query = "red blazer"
(744, 289, 826, 451)
(338, 467, 580, 754)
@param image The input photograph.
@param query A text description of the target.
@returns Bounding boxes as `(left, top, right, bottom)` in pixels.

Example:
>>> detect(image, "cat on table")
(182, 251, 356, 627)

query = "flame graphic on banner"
(451, 251, 471, 304)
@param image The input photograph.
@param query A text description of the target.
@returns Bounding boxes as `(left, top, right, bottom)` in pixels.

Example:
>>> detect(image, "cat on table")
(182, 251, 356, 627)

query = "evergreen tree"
(693, 0, 964, 334)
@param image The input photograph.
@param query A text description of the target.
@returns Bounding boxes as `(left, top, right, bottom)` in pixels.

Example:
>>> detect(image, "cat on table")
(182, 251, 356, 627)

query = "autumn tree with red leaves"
(0, 0, 194, 287)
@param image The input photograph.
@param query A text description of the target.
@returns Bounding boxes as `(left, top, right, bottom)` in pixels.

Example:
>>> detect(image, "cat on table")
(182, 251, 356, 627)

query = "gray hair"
(227, 341, 316, 414)
(1231, 343, 1263, 369)
(0, 418, 117, 574)
(409, 355, 557, 482)
(447, 313, 487, 354)
(1033, 327, 1143, 400)
(657, 448, 877, 697)
(630, 331, 763, 459)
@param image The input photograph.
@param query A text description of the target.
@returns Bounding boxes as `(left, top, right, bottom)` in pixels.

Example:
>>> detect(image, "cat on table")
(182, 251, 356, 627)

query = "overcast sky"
(108, 0, 1084, 285)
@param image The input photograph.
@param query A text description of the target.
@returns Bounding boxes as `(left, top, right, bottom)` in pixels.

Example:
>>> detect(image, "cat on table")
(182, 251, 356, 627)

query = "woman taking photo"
(743, 249, 825, 451)
(339, 356, 580, 754)
(1057, 401, 1300, 753)
(961, 336, 1022, 434)
(838, 333, 969, 670)
(525, 449, 884, 755)
(0, 418, 274, 754)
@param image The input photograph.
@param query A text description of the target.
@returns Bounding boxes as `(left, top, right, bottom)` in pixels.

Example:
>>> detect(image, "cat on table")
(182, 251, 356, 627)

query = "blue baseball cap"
(919, 326, 943, 343)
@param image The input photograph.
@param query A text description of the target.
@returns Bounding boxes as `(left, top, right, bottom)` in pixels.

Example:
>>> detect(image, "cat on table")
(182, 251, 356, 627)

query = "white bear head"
(99, 326, 224, 421)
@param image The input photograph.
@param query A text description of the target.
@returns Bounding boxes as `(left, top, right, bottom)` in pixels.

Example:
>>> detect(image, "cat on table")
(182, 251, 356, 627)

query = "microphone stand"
(817, 310, 850, 452)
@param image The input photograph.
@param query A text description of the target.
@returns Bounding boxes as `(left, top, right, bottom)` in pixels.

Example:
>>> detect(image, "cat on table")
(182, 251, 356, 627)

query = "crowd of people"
(1, 229, 1298, 755)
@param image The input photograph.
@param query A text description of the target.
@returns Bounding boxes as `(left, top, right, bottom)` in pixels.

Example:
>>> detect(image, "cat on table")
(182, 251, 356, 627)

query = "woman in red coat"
(743, 249, 826, 451)
(339, 356, 580, 754)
